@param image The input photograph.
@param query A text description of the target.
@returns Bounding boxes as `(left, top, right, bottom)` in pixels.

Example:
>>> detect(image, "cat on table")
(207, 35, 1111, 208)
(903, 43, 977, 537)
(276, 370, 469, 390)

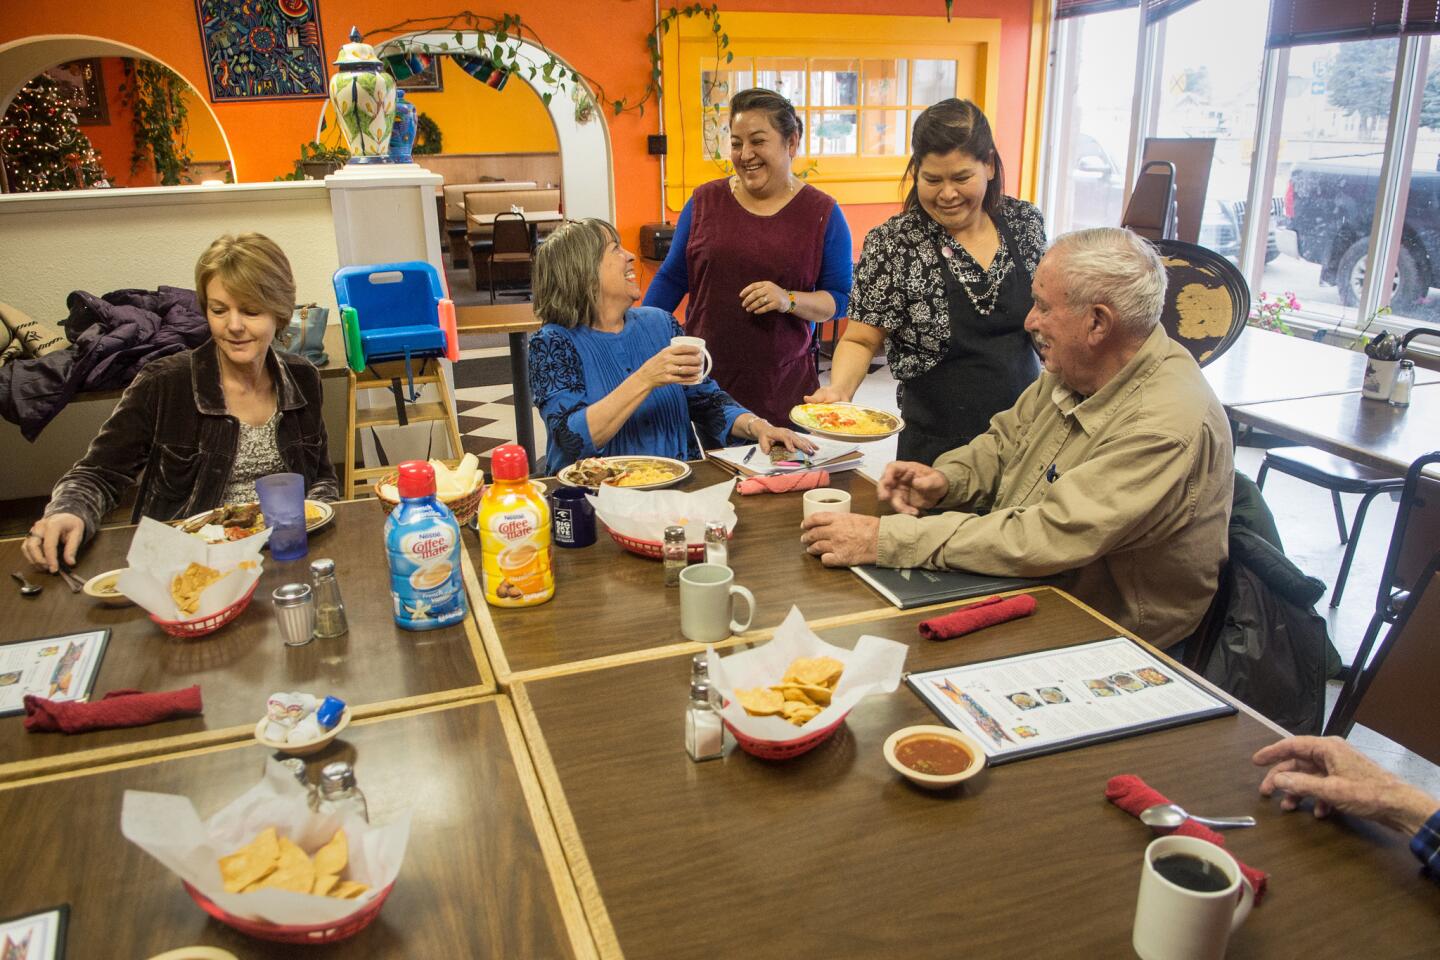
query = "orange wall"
(1, 0, 1036, 254)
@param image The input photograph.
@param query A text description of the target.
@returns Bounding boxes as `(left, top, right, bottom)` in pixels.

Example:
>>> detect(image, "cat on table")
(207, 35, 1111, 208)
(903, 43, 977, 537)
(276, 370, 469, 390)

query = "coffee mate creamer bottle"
(480, 444, 554, 607)
(384, 460, 468, 630)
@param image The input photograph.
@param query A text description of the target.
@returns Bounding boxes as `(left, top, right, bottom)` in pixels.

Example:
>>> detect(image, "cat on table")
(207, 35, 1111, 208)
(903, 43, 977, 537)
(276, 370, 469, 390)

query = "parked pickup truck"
(1285, 155, 1440, 310)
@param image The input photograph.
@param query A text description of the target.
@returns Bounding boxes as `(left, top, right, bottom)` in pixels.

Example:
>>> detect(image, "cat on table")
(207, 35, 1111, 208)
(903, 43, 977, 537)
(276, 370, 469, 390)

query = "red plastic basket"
(722, 709, 850, 760)
(183, 881, 394, 944)
(606, 527, 731, 562)
(149, 578, 259, 638)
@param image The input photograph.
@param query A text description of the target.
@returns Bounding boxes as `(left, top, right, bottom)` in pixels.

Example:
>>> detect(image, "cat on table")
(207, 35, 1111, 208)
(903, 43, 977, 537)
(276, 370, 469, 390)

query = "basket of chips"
(150, 576, 260, 638)
(607, 530, 719, 562)
(182, 879, 394, 944)
(708, 607, 907, 761)
(592, 479, 737, 561)
(375, 454, 483, 524)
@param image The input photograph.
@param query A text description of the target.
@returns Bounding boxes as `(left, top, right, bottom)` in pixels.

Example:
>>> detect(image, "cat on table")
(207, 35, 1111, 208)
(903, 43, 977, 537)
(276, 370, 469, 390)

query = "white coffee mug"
(802, 488, 852, 521)
(1362, 357, 1400, 401)
(1133, 835, 1254, 960)
(670, 335, 713, 384)
(679, 563, 755, 642)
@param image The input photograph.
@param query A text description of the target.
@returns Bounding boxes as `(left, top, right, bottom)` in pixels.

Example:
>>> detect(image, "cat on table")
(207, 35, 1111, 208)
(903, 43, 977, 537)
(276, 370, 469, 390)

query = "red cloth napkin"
(1107, 774, 1268, 904)
(738, 470, 830, 495)
(917, 594, 1037, 641)
(24, 685, 203, 734)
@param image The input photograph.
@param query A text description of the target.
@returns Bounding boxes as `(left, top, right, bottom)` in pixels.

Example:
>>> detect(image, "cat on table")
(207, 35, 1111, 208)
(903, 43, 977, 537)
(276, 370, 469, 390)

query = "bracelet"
(784, 290, 797, 314)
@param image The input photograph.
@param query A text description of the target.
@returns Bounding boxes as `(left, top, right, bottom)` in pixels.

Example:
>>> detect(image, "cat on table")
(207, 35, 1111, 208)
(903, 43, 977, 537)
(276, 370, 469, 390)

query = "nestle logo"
(497, 519, 534, 539)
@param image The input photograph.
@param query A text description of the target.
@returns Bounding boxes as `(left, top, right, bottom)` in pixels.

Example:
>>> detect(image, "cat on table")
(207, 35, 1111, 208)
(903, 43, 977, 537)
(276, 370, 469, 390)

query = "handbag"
(278, 303, 330, 367)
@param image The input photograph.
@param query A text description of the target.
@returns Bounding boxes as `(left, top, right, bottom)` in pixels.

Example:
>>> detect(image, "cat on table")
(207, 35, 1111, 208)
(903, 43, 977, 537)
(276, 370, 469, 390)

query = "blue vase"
(388, 90, 417, 163)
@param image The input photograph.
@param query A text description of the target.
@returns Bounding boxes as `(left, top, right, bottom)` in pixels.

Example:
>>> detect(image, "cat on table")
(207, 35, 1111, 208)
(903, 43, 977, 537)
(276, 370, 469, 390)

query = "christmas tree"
(1, 74, 110, 192)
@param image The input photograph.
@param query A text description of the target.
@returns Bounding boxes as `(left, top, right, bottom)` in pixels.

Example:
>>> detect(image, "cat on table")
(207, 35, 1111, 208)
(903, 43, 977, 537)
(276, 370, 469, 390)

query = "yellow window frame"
(661, 11, 1002, 211)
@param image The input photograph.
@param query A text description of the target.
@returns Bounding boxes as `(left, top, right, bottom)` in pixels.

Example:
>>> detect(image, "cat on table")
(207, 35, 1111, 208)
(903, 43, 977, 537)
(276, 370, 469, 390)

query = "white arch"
(0, 34, 239, 181)
(343, 30, 615, 223)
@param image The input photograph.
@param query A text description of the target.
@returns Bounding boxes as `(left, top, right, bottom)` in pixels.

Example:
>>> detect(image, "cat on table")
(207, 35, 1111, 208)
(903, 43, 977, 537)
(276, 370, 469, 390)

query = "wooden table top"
(468, 210, 563, 226)
(513, 589, 1440, 959)
(0, 698, 595, 959)
(0, 500, 493, 782)
(454, 302, 542, 337)
(471, 463, 894, 681)
(1203, 328, 1440, 407)
(1229, 382, 1440, 474)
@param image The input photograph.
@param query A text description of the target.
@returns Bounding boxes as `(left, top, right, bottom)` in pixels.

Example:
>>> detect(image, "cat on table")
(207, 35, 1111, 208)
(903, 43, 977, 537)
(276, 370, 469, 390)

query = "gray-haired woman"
(527, 218, 814, 475)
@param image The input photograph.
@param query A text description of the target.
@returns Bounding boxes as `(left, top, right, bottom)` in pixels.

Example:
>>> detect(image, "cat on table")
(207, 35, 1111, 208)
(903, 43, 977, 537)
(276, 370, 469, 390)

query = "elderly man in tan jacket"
(802, 227, 1233, 649)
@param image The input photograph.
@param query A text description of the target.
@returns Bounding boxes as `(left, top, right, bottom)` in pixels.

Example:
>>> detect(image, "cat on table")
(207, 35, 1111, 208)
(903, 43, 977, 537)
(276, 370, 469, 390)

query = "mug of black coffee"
(1133, 835, 1254, 960)
(549, 486, 596, 548)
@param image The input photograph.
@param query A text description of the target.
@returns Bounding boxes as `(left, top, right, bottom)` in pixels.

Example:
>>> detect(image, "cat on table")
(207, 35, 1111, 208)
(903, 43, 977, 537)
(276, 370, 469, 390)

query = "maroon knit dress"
(682, 179, 835, 426)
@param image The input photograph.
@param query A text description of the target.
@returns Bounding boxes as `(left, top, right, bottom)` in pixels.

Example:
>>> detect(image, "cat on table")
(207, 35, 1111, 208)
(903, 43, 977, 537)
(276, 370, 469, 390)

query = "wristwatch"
(784, 290, 797, 314)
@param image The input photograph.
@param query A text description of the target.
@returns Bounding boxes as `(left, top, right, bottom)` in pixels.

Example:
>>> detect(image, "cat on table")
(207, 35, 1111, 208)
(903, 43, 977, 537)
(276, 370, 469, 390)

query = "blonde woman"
(529, 218, 814, 475)
(24, 233, 337, 573)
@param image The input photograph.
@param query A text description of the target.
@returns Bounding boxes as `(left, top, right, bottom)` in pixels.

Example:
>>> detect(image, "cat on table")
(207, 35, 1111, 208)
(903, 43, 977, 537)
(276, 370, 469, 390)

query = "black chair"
(485, 212, 534, 305)
(1151, 239, 1249, 368)
(1122, 160, 1178, 242)
(1323, 549, 1440, 761)
(1324, 451, 1440, 734)
(1255, 448, 1403, 608)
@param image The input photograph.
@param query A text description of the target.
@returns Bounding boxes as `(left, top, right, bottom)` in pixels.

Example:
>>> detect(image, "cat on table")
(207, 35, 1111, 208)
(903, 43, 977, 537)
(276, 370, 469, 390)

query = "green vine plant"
(120, 60, 193, 185)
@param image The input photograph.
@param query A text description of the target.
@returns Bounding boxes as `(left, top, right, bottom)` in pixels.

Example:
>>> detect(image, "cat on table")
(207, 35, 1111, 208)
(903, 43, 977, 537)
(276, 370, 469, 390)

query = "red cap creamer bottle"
(384, 460, 468, 629)
(479, 445, 554, 606)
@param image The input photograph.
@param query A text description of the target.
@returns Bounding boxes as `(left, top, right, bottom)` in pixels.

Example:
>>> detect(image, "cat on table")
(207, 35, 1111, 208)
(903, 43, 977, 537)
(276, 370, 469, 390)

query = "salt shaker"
(1389, 359, 1415, 407)
(663, 525, 688, 586)
(704, 520, 728, 567)
(685, 678, 725, 761)
(310, 558, 349, 638)
(314, 761, 370, 822)
(272, 583, 316, 647)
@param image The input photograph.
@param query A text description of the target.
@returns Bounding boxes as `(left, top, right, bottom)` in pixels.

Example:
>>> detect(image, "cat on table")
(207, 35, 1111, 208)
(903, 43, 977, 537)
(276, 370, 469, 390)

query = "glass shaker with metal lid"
(315, 761, 370, 822)
(310, 558, 349, 638)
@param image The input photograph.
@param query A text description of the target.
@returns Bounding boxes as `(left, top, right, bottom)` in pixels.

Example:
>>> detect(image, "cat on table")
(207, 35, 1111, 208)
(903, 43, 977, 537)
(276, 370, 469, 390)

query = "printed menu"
(906, 637, 1234, 764)
(0, 630, 109, 717)
(0, 905, 67, 959)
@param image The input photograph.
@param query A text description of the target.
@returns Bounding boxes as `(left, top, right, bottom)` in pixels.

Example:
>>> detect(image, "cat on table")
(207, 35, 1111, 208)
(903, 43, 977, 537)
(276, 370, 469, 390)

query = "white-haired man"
(802, 227, 1233, 649)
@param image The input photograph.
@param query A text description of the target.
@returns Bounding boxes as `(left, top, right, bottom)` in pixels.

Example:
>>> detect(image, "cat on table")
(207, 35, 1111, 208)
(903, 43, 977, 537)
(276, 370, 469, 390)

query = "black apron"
(896, 214, 1040, 465)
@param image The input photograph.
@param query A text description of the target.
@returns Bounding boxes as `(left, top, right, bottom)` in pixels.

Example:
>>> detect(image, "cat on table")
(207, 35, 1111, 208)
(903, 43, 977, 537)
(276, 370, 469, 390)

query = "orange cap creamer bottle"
(479, 444, 554, 607)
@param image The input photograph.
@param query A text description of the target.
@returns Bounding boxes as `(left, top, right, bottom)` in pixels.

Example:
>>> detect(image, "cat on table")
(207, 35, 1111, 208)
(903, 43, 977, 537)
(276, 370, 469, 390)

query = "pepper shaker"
(310, 558, 349, 638)
(663, 525, 688, 586)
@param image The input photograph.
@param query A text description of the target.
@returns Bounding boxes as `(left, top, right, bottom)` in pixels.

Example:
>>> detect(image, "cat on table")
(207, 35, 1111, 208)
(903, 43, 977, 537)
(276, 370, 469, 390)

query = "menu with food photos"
(906, 637, 1234, 764)
(0, 630, 109, 717)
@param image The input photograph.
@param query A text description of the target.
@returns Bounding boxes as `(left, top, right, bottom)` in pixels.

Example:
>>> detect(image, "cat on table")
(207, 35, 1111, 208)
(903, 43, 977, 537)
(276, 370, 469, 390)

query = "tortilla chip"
(218, 826, 280, 893)
(254, 836, 316, 894)
(331, 880, 370, 899)
(312, 873, 339, 897)
(313, 829, 348, 877)
(783, 656, 844, 689)
(781, 701, 822, 726)
(735, 686, 785, 716)
(770, 682, 833, 706)
(171, 561, 224, 616)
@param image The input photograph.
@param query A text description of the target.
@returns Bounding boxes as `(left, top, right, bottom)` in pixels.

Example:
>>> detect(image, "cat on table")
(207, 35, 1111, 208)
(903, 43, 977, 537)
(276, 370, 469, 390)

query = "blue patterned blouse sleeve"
(669, 318, 746, 447)
(527, 328, 596, 462)
(1412, 807, 1440, 881)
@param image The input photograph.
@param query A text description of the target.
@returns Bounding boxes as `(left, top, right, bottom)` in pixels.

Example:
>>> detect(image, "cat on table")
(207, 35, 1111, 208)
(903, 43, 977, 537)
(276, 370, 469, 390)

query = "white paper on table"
(588, 478, 738, 544)
(115, 516, 270, 621)
(706, 606, 908, 743)
(122, 758, 410, 925)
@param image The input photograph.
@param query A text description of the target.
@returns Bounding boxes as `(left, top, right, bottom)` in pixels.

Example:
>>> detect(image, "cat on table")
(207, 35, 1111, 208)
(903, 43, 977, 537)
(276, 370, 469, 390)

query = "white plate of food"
(179, 500, 335, 544)
(789, 402, 904, 442)
(557, 456, 692, 491)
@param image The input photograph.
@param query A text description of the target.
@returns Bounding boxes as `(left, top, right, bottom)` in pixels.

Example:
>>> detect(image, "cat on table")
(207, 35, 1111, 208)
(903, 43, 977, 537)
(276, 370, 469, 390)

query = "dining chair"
(1323, 549, 1440, 762)
(1122, 160, 1178, 242)
(1255, 448, 1403, 608)
(1151, 238, 1249, 368)
(1324, 451, 1440, 735)
(487, 211, 534, 305)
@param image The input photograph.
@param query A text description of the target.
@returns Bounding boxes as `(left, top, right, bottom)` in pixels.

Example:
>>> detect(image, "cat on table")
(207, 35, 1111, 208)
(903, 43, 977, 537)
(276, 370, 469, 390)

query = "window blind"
(1055, 0, 1139, 20)
(1143, 0, 1205, 23)
(1267, 1, 1440, 48)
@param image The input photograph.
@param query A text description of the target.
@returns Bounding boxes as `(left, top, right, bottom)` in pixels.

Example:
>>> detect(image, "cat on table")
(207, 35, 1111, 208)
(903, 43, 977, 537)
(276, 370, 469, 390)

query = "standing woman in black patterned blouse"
(806, 99, 1046, 465)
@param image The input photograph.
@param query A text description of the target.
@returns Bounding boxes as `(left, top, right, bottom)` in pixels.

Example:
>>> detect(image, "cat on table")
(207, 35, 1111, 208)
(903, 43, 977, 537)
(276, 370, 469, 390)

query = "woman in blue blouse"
(528, 218, 815, 475)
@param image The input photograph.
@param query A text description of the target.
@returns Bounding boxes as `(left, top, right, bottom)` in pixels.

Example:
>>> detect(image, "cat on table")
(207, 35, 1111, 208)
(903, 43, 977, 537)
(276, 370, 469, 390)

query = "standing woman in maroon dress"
(643, 88, 853, 427)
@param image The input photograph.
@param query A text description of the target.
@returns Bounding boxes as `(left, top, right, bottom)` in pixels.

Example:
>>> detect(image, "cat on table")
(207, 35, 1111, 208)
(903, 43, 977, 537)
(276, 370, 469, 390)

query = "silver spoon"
(1140, 802, 1256, 830)
(11, 571, 42, 597)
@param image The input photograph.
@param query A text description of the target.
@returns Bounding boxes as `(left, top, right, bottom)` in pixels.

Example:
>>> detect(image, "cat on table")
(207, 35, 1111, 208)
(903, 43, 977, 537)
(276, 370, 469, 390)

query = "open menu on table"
(906, 637, 1235, 764)
(0, 905, 67, 959)
(0, 630, 109, 717)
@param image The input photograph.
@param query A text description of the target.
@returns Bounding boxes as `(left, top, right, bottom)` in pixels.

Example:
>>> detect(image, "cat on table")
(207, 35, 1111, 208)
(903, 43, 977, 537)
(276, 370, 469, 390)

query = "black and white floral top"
(221, 410, 286, 505)
(850, 196, 1047, 381)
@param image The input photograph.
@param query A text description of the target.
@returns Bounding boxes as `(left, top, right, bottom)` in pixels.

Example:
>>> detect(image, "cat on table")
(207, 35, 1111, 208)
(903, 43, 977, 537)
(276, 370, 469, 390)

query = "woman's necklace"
(731, 174, 796, 209)
(941, 221, 1007, 317)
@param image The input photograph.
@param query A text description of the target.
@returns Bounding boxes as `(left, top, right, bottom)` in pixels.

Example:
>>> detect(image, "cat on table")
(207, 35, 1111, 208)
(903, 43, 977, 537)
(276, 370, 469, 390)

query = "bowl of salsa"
(883, 725, 986, 790)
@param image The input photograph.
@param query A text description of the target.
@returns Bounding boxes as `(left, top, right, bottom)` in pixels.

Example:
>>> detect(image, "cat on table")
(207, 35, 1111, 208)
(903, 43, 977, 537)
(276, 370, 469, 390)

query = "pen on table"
(742, 446, 757, 464)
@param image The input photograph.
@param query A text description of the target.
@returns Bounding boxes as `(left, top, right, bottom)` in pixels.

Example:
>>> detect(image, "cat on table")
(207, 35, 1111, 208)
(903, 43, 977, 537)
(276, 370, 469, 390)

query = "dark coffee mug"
(549, 485, 596, 548)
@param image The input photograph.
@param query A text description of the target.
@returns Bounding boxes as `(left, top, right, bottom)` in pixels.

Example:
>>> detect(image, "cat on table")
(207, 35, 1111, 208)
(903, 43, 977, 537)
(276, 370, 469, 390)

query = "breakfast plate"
(789, 402, 903, 442)
(557, 456, 692, 491)
(179, 500, 335, 544)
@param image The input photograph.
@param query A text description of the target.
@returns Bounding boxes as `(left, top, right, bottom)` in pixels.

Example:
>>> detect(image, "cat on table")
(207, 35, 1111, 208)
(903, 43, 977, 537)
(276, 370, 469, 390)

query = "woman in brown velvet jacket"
(23, 233, 338, 573)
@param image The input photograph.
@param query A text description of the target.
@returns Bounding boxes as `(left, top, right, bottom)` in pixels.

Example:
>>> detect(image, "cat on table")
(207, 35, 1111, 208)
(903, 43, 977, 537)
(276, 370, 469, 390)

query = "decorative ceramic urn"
(328, 27, 396, 164)
(388, 89, 417, 163)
